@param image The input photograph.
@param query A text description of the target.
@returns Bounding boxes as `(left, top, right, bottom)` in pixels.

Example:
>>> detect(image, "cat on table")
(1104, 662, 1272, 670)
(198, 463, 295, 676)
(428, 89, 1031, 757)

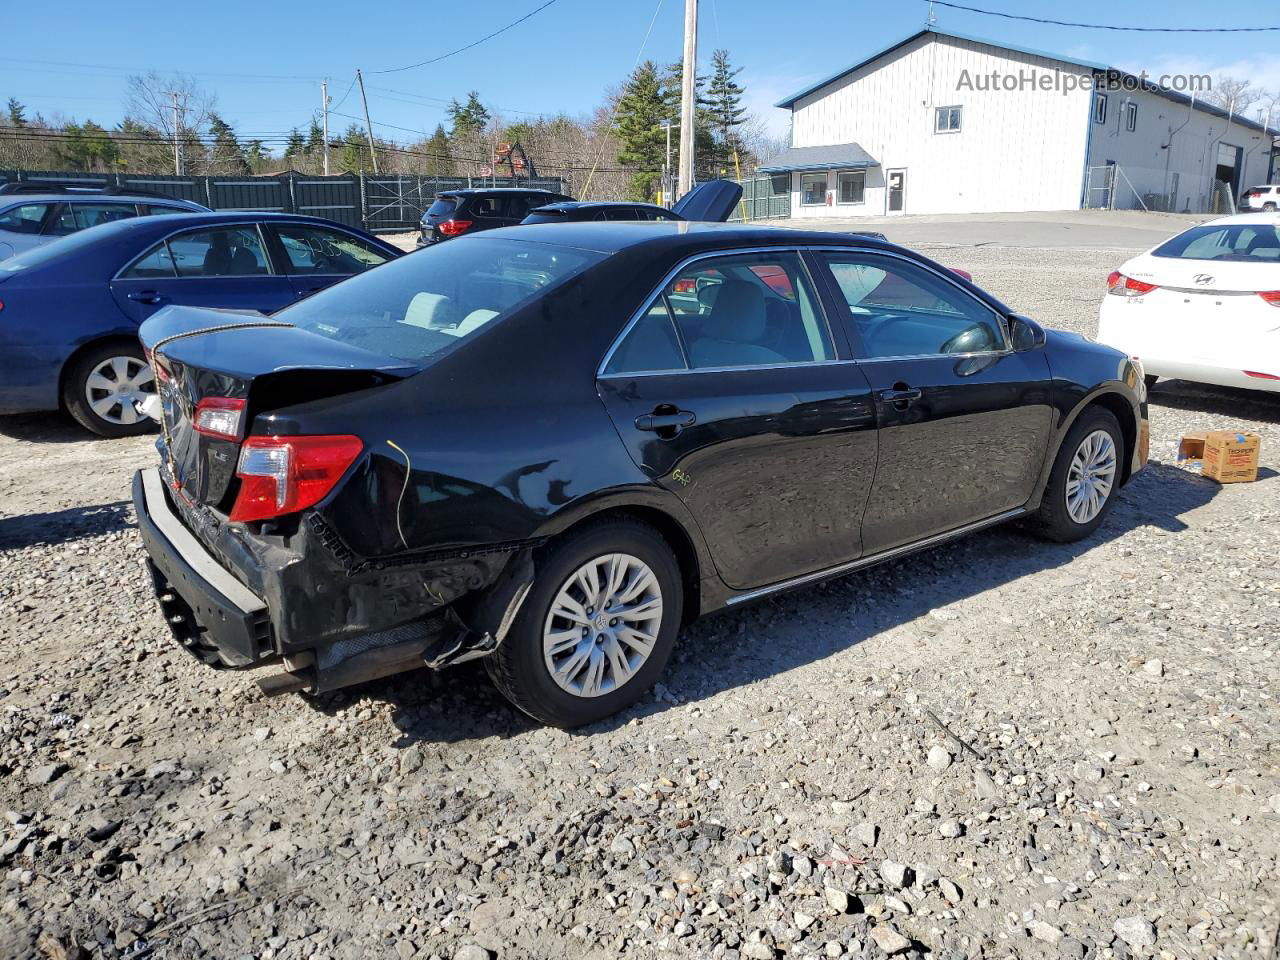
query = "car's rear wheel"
(485, 519, 682, 727)
(1029, 407, 1123, 543)
(62, 342, 156, 438)
(1264, 202, 1277, 212)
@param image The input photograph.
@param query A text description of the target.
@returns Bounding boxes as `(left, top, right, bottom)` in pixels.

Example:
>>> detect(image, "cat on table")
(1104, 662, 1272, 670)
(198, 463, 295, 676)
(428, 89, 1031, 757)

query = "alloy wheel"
(84, 355, 154, 426)
(542, 553, 663, 699)
(1065, 429, 1117, 524)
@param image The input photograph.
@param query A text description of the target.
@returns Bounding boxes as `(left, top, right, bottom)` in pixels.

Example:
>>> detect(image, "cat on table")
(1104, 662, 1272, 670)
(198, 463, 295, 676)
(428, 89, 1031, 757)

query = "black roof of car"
(476, 220, 895, 255)
(530, 201, 673, 212)
(438, 187, 565, 196)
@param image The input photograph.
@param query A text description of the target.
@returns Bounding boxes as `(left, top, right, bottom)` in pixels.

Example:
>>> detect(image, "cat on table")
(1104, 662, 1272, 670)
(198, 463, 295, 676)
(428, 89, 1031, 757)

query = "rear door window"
(166, 226, 270, 277)
(0, 203, 52, 235)
(67, 202, 138, 230)
(143, 203, 189, 216)
(122, 243, 177, 279)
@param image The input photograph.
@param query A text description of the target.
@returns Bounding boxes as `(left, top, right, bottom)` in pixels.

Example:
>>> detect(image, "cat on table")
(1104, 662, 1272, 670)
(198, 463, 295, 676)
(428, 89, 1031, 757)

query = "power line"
(368, 0, 560, 75)
(926, 1, 1280, 32)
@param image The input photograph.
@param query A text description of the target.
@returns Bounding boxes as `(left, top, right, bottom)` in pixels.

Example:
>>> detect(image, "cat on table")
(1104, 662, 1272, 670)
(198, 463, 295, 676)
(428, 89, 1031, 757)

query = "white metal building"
(762, 28, 1279, 218)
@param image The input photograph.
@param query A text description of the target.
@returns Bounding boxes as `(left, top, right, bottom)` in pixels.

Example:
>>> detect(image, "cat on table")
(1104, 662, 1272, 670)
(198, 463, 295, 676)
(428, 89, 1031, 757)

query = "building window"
(934, 105, 962, 133)
(800, 173, 828, 206)
(1094, 93, 1108, 124)
(837, 170, 865, 204)
(1125, 101, 1138, 132)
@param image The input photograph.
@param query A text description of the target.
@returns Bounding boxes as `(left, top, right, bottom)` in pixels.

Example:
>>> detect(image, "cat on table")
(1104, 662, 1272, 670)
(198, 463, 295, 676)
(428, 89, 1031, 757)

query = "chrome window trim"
(114, 220, 276, 281)
(596, 246, 840, 378)
(810, 244, 1013, 358)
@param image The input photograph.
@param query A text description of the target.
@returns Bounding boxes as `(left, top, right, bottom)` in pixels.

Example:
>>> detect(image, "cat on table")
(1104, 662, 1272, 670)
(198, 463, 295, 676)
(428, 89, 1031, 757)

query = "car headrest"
(701, 278, 767, 341)
(402, 292, 458, 330)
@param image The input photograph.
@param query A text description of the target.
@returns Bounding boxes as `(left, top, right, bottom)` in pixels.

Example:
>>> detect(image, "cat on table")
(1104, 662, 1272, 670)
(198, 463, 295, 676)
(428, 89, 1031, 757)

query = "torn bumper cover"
(132, 467, 534, 692)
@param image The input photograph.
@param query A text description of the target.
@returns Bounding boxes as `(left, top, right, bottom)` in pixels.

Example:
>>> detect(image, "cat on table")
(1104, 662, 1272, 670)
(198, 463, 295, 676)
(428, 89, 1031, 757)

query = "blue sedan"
(0, 212, 402, 436)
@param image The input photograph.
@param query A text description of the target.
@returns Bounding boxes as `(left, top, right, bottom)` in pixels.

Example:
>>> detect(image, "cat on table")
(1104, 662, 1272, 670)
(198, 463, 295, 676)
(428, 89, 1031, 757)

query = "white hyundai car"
(1097, 213, 1280, 393)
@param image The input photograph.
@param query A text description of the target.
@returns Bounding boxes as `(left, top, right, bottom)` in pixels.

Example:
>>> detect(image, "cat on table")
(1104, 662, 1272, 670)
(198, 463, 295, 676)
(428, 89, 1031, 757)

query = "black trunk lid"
(139, 306, 416, 510)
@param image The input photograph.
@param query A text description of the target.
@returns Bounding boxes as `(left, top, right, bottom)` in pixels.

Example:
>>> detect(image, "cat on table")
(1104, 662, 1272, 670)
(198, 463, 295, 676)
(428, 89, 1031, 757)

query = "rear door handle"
(879, 386, 923, 405)
(634, 410, 696, 433)
(127, 291, 165, 305)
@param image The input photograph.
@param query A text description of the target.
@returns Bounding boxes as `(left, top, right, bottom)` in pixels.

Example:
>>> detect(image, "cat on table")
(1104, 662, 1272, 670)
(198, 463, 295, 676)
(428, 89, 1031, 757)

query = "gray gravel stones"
(926, 744, 953, 771)
(1114, 916, 1157, 948)
(869, 924, 912, 955)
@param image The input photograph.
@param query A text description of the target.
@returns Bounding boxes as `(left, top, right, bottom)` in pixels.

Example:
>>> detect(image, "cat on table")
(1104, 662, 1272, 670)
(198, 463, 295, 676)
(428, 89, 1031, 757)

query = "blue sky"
(2, 0, 1277, 146)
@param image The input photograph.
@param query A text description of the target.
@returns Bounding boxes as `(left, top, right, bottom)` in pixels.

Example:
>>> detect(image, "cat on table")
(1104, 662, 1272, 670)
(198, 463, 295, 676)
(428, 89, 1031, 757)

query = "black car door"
(596, 249, 878, 591)
(812, 250, 1054, 555)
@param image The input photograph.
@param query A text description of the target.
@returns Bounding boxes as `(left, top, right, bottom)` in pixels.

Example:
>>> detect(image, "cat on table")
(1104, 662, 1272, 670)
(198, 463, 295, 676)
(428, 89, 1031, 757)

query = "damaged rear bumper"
(132, 467, 534, 692)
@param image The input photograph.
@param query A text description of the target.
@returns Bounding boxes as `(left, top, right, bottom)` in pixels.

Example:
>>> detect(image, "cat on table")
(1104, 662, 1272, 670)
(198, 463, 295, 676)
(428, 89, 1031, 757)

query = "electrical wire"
(368, 0, 560, 75)
(925, 1, 1280, 32)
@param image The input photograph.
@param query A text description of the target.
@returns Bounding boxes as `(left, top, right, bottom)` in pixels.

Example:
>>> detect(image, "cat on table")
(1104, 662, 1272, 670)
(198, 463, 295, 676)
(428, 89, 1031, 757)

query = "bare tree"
(124, 72, 216, 174)
(1203, 76, 1268, 116)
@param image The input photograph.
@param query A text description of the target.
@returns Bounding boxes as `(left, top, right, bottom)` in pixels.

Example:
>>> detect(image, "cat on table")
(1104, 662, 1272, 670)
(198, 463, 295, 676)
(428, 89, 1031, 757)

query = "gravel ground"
(1, 241, 1278, 960)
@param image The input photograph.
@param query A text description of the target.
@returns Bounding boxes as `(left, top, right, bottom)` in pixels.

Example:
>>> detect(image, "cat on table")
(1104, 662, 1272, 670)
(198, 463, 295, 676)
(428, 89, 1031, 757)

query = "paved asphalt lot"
(1, 213, 1277, 960)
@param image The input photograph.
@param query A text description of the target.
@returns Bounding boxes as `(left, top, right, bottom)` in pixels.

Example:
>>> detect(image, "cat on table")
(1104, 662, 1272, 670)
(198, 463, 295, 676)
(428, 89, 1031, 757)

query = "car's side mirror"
(1008, 314, 1046, 351)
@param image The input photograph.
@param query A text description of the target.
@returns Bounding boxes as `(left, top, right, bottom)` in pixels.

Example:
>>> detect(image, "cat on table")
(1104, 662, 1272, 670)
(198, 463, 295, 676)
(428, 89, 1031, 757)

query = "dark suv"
(416, 187, 572, 246)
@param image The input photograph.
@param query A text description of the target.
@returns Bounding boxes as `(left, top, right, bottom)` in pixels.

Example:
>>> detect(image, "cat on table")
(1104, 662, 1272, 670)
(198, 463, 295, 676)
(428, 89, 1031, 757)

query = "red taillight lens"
(1107, 271, 1157, 297)
(438, 219, 473, 237)
(1244, 370, 1280, 380)
(672, 278, 697, 294)
(228, 435, 363, 523)
(1259, 291, 1280, 307)
(193, 397, 246, 440)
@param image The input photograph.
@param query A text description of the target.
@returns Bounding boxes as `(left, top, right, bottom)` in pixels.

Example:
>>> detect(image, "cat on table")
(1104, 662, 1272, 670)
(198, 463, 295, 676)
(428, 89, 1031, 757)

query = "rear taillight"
(228, 435, 363, 523)
(672, 278, 697, 294)
(1244, 370, 1280, 380)
(193, 397, 246, 440)
(1107, 271, 1158, 297)
(438, 219, 473, 237)
(1259, 291, 1280, 307)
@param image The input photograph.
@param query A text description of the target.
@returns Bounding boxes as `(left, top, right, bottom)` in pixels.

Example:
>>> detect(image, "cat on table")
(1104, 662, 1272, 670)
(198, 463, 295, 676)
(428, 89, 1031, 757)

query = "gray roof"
(757, 143, 879, 174)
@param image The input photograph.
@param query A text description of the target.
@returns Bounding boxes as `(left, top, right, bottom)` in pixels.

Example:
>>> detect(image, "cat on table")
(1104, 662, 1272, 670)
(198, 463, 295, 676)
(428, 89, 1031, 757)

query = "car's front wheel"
(1029, 407, 1123, 542)
(62, 342, 156, 438)
(486, 519, 683, 727)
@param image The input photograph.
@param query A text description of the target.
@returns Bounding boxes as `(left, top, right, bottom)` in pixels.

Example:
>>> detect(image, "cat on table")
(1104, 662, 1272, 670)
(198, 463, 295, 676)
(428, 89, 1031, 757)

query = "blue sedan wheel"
(62, 343, 156, 438)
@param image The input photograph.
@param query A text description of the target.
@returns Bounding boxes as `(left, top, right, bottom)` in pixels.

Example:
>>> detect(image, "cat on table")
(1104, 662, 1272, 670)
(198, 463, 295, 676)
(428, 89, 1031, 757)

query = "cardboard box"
(1176, 432, 1207, 464)
(1202, 431, 1261, 484)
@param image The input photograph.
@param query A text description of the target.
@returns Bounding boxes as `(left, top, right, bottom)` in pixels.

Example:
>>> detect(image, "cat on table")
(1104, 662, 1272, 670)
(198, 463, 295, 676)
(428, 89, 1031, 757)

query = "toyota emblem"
(1193, 274, 1214, 285)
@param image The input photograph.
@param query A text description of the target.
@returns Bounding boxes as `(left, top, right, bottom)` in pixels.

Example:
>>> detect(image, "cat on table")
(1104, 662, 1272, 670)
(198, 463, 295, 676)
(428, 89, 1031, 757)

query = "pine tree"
(447, 91, 491, 137)
(58, 121, 118, 171)
(244, 140, 267, 171)
(306, 118, 325, 156)
(423, 124, 452, 175)
(7, 98, 27, 127)
(614, 61, 667, 200)
(338, 124, 368, 173)
(208, 113, 249, 174)
(283, 128, 306, 167)
(706, 49, 748, 169)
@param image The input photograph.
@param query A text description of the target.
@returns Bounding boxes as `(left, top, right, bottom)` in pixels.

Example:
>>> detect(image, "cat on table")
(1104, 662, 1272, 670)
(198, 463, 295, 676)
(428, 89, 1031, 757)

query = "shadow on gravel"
(0, 411, 159, 443)
(0, 500, 134, 550)
(301, 461, 1219, 744)
(1148, 380, 1280, 424)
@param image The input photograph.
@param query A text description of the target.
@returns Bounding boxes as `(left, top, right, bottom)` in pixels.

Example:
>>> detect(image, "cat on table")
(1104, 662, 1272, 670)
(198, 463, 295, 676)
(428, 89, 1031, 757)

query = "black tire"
(485, 518, 683, 728)
(1264, 202, 1277, 212)
(61, 342, 156, 438)
(1028, 407, 1124, 543)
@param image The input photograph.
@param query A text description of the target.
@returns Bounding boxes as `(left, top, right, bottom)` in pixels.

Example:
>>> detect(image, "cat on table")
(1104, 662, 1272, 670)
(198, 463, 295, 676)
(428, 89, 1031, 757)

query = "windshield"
(275, 237, 604, 364)
(1153, 223, 1280, 262)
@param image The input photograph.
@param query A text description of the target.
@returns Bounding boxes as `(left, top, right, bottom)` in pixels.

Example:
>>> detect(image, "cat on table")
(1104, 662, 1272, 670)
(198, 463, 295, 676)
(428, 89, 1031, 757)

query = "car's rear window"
(425, 197, 457, 217)
(1153, 224, 1280, 261)
(275, 237, 603, 364)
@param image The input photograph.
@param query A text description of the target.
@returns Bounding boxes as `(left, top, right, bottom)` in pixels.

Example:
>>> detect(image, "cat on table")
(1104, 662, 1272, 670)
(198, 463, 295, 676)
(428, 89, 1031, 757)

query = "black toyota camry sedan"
(134, 222, 1148, 727)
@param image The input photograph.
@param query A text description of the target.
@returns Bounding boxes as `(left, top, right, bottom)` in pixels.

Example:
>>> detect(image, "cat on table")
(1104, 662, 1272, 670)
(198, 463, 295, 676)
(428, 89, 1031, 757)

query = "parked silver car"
(0, 185, 208, 260)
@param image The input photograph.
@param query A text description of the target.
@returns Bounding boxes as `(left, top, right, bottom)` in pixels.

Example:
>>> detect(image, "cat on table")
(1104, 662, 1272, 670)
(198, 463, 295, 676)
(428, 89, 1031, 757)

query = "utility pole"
(321, 79, 331, 176)
(677, 0, 697, 198)
(661, 118, 674, 206)
(356, 69, 380, 174)
(169, 91, 182, 176)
